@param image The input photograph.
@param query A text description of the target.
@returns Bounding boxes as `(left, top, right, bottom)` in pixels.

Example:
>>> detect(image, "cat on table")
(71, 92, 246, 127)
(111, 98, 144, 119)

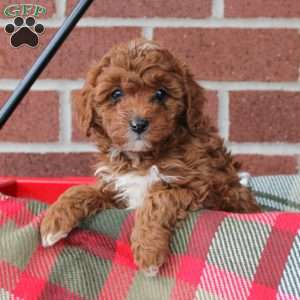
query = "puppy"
(40, 39, 260, 276)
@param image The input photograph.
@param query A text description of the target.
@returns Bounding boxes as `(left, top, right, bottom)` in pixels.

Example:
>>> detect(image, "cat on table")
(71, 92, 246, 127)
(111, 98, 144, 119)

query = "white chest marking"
(96, 165, 177, 209)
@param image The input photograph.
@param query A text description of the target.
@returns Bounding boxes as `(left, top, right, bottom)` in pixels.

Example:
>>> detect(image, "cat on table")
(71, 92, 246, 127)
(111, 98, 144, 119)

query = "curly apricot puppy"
(40, 39, 260, 276)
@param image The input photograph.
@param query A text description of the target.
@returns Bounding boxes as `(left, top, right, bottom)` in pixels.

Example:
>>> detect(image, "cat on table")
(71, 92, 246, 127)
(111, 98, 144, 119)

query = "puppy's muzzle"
(129, 117, 149, 134)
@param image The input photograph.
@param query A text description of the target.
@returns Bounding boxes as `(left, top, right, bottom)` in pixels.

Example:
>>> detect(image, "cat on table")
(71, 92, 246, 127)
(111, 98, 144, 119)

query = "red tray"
(0, 177, 96, 205)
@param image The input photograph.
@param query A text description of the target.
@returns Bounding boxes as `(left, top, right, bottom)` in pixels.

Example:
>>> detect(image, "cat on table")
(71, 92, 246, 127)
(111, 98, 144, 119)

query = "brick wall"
(0, 0, 299, 177)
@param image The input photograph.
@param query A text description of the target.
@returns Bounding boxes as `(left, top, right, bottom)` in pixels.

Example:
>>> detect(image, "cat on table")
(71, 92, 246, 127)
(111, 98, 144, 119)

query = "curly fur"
(40, 39, 260, 274)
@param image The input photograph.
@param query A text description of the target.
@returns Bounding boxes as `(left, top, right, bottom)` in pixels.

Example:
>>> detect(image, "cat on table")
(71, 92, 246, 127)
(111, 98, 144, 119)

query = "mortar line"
(212, 0, 224, 18)
(2, 80, 300, 91)
(59, 90, 72, 143)
(228, 143, 300, 155)
(0, 143, 298, 154)
(199, 81, 300, 91)
(2, 17, 300, 28)
(0, 143, 97, 153)
(142, 27, 154, 40)
(54, 0, 67, 18)
(218, 90, 229, 141)
(0, 79, 84, 91)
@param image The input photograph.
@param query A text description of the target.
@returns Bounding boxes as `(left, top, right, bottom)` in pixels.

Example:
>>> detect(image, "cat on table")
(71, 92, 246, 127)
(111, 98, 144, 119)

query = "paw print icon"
(5, 16, 45, 48)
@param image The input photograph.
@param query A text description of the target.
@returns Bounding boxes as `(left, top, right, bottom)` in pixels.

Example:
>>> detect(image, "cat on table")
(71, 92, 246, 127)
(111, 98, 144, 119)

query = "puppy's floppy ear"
(75, 61, 106, 137)
(75, 83, 94, 137)
(183, 68, 207, 135)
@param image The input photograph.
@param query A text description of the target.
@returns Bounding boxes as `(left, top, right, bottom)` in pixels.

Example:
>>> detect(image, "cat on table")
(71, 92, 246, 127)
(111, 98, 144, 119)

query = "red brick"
(203, 90, 218, 129)
(235, 155, 298, 176)
(155, 29, 300, 81)
(0, 27, 141, 79)
(0, 0, 55, 18)
(229, 91, 300, 143)
(67, 0, 212, 18)
(225, 0, 300, 18)
(0, 153, 97, 177)
(0, 91, 59, 142)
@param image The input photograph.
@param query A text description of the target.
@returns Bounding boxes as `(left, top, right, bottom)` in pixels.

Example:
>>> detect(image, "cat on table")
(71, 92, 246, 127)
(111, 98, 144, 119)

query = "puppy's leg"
(224, 185, 261, 213)
(203, 183, 261, 213)
(40, 183, 120, 247)
(131, 185, 195, 276)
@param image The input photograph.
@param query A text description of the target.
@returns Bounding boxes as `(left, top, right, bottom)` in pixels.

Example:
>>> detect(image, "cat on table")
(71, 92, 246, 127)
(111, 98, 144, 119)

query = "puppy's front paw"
(131, 231, 169, 276)
(143, 265, 160, 277)
(41, 231, 69, 248)
(40, 206, 74, 248)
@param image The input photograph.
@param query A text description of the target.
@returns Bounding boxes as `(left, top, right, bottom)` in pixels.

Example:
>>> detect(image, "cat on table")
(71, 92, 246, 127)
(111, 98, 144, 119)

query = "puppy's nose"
(129, 118, 149, 134)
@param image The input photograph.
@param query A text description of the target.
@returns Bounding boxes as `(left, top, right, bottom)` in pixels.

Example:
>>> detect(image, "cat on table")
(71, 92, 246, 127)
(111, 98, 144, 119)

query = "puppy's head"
(76, 39, 206, 153)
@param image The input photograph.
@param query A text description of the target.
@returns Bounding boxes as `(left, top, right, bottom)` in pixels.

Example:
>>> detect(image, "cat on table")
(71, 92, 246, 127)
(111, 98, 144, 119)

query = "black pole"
(0, 0, 94, 128)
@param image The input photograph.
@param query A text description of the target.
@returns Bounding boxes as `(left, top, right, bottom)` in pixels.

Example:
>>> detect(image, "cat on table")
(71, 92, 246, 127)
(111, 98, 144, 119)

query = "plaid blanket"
(0, 175, 299, 300)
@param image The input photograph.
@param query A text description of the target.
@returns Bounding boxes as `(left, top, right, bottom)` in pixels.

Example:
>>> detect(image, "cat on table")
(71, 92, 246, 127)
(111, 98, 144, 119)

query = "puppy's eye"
(111, 89, 124, 102)
(154, 88, 168, 103)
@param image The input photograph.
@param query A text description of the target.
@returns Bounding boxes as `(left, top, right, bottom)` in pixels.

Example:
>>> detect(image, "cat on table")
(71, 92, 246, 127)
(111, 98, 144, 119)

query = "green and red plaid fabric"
(0, 175, 300, 300)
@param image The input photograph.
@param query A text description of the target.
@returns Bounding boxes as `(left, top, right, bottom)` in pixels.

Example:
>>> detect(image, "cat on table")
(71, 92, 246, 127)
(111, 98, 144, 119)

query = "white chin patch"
(125, 140, 151, 152)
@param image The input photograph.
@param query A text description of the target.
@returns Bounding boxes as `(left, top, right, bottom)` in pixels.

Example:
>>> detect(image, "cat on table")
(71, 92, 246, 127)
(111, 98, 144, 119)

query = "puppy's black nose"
(129, 118, 149, 134)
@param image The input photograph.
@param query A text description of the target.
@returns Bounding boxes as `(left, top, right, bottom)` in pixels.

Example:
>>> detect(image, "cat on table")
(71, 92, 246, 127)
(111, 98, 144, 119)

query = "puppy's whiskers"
(118, 111, 130, 119)
(123, 131, 152, 152)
